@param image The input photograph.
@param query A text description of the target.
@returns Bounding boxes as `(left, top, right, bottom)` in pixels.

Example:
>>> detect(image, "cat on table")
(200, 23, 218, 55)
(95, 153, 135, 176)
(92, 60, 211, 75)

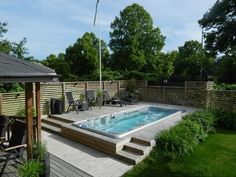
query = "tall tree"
(42, 53, 72, 81)
(64, 32, 109, 79)
(109, 3, 165, 73)
(199, 0, 236, 56)
(174, 40, 214, 80)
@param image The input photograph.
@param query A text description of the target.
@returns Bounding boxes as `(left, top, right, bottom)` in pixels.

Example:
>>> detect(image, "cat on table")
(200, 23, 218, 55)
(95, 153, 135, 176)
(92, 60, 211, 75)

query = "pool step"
(41, 122, 61, 135)
(116, 138, 155, 165)
(49, 114, 74, 123)
(123, 142, 148, 155)
(42, 115, 72, 135)
(116, 150, 143, 165)
(131, 137, 155, 146)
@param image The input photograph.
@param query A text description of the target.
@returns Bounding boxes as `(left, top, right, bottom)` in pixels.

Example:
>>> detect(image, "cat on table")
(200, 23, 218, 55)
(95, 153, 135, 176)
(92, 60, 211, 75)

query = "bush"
(155, 119, 207, 158)
(18, 160, 43, 177)
(183, 109, 215, 133)
(212, 110, 236, 130)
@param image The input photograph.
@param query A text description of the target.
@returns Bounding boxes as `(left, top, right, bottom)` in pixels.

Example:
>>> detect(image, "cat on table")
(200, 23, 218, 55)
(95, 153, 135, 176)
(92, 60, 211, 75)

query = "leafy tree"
(174, 40, 214, 80)
(0, 22, 28, 59)
(109, 3, 165, 74)
(215, 47, 236, 83)
(42, 53, 72, 81)
(199, 0, 236, 55)
(64, 32, 109, 79)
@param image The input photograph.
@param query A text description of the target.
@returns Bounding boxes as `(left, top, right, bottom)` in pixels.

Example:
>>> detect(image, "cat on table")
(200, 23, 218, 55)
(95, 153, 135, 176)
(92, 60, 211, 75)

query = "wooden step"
(116, 150, 143, 165)
(42, 117, 67, 128)
(131, 137, 154, 146)
(123, 142, 148, 155)
(49, 115, 74, 123)
(42, 122, 61, 135)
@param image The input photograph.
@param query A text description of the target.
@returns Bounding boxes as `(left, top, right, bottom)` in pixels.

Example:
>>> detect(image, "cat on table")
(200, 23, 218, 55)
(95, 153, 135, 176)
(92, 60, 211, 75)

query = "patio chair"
(65, 92, 83, 114)
(0, 116, 9, 145)
(0, 120, 26, 176)
(102, 90, 123, 107)
(120, 89, 138, 105)
(85, 89, 96, 110)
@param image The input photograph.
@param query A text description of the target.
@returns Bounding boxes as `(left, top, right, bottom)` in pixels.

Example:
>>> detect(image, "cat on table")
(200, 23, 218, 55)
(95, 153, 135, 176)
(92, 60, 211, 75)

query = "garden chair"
(65, 92, 83, 114)
(85, 89, 96, 110)
(120, 89, 138, 105)
(102, 90, 123, 107)
(0, 119, 26, 176)
(0, 116, 9, 146)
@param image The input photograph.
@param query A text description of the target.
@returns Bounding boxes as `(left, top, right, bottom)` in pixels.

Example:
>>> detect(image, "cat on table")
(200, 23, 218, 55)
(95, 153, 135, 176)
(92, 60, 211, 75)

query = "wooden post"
(85, 82, 88, 90)
(184, 81, 187, 104)
(0, 94, 2, 115)
(62, 83, 66, 112)
(36, 82, 41, 142)
(117, 81, 120, 97)
(102, 81, 105, 90)
(162, 86, 165, 103)
(25, 82, 34, 159)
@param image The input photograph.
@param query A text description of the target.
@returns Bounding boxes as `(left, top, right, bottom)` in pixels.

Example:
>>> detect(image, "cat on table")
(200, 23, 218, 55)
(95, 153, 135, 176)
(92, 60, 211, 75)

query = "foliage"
(79, 70, 122, 81)
(155, 119, 207, 158)
(212, 109, 236, 130)
(42, 53, 73, 81)
(123, 130, 236, 177)
(0, 83, 24, 93)
(214, 83, 236, 90)
(0, 22, 28, 59)
(109, 3, 165, 77)
(32, 141, 48, 162)
(214, 47, 236, 83)
(183, 109, 215, 133)
(16, 106, 36, 117)
(199, 0, 236, 55)
(64, 32, 109, 78)
(18, 160, 43, 177)
(174, 40, 214, 80)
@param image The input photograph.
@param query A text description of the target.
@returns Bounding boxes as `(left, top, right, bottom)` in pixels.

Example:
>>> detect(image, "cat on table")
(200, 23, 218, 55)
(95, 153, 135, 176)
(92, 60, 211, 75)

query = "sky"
(0, 0, 216, 60)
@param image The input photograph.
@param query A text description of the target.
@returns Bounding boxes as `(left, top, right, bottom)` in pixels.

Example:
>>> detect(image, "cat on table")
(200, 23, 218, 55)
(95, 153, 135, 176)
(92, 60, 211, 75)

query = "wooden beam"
(25, 82, 33, 159)
(36, 82, 41, 142)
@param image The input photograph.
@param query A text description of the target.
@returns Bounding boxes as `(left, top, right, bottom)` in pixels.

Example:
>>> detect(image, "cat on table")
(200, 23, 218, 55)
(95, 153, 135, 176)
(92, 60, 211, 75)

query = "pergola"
(0, 52, 58, 159)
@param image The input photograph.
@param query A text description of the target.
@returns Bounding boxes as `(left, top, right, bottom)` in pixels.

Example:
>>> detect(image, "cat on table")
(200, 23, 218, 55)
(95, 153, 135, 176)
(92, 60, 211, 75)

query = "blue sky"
(0, 0, 215, 60)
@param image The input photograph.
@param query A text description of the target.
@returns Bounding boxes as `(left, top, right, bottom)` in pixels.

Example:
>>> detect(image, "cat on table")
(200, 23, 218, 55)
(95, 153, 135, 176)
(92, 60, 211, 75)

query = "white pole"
(99, 1, 102, 90)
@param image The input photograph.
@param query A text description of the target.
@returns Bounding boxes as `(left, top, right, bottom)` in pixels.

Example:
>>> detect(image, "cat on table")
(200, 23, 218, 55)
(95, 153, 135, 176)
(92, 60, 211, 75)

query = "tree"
(199, 0, 236, 55)
(109, 3, 165, 74)
(0, 22, 28, 59)
(42, 53, 72, 81)
(174, 40, 214, 80)
(64, 32, 109, 79)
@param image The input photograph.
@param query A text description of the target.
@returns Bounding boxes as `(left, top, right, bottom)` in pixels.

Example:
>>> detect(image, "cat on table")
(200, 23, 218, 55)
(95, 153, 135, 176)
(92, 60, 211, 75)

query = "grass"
(123, 129, 236, 177)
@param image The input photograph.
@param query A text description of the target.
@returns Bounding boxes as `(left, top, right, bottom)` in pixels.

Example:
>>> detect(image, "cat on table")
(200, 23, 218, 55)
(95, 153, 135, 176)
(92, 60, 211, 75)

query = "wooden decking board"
(0, 154, 92, 177)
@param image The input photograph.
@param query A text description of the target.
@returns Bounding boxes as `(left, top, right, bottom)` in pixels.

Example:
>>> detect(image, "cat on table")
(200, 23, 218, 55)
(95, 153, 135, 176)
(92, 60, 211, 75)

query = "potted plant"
(32, 141, 50, 177)
(18, 160, 43, 177)
(96, 89, 103, 108)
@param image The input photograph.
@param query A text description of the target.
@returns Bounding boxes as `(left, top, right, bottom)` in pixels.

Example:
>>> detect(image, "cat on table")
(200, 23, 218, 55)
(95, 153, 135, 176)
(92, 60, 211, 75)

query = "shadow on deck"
(1, 154, 92, 177)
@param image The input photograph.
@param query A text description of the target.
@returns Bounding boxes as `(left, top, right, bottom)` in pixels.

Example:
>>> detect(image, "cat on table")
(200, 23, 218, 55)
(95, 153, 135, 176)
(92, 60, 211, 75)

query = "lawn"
(123, 129, 236, 177)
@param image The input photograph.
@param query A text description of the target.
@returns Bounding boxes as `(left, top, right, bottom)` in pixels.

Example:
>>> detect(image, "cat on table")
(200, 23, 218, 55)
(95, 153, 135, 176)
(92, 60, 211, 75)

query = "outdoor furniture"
(102, 90, 123, 107)
(0, 120, 26, 176)
(120, 89, 138, 105)
(65, 92, 84, 114)
(0, 116, 8, 145)
(85, 89, 96, 110)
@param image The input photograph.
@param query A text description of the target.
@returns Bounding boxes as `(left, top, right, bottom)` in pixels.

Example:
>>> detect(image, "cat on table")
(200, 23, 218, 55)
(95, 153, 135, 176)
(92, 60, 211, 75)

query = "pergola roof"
(0, 52, 58, 83)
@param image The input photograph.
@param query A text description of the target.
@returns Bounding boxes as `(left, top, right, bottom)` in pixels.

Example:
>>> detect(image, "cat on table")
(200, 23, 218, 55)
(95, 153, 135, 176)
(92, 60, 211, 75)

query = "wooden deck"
(1, 154, 92, 177)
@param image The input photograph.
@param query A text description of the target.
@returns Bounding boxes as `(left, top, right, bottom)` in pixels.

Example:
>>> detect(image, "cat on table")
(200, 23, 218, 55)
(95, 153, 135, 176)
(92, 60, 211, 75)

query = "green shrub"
(18, 160, 43, 177)
(32, 141, 48, 162)
(212, 110, 236, 130)
(183, 109, 215, 133)
(155, 119, 207, 158)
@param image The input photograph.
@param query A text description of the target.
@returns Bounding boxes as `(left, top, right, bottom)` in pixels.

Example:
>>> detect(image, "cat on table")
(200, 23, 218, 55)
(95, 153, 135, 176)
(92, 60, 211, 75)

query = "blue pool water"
(73, 106, 180, 138)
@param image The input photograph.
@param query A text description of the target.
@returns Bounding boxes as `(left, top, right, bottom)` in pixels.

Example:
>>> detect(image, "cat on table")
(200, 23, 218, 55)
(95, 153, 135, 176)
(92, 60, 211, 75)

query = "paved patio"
(43, 103, 197, 177)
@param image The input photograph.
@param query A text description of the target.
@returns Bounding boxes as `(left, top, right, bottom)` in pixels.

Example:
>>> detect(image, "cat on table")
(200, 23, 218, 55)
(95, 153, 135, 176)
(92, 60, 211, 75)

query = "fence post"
(184, 81, 187, 104)
(62, 83, 66, 112)
(117, 81, 120, 97)
(0, 94, 2, 115)
(102, 81, 105, 90)
(85, 82, 88, 90)
(162, 86, 165, 103)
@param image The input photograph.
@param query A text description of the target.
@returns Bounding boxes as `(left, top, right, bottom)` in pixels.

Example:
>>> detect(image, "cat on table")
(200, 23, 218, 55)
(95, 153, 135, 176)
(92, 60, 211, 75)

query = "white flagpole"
(99, 1, 102, 90)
